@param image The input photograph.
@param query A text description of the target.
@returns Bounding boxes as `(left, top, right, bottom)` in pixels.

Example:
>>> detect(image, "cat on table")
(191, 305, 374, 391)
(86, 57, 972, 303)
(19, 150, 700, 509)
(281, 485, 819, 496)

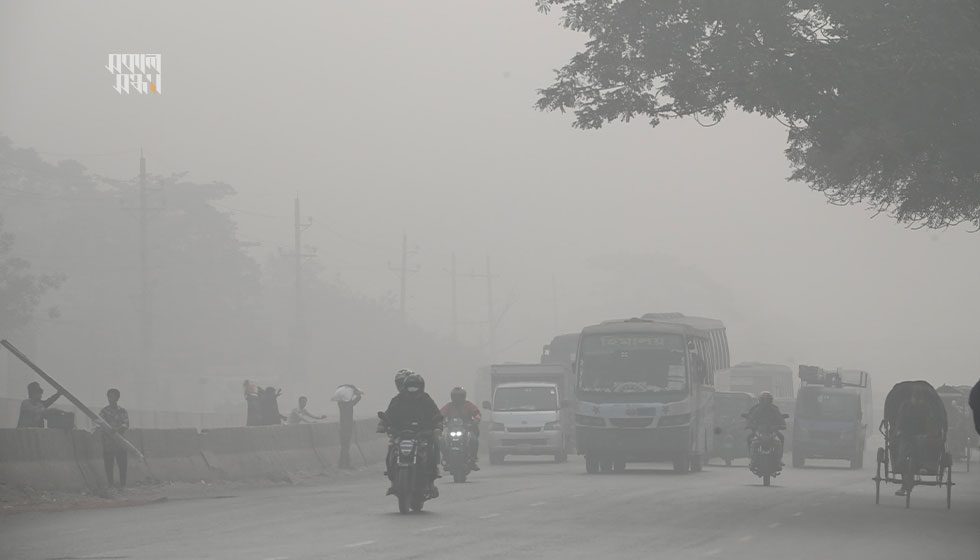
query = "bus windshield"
(796, 390, 860, 421)
(494, 386, 559, 412)
(578, 333, 687, 393)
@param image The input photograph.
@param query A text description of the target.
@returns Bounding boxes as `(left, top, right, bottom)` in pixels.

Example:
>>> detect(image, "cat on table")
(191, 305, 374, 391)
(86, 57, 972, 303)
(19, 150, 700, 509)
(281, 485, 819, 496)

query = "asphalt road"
(2, 452, 978, 560)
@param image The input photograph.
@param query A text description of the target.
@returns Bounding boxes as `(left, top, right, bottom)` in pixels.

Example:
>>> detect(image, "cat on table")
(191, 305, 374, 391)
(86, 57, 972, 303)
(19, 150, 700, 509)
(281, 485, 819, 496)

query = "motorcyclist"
(440, 387, 482, 471)
(745, 391, 787, 466)
(377, 369, 414, 434)
(383, 373, 443, 497)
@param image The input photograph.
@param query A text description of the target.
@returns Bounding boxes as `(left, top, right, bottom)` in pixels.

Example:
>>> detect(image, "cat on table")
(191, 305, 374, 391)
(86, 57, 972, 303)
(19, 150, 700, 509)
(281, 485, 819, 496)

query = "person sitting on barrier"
(383, 373, 443, 497)
(99, 388, 130, 489)
(745, 391, 786, 466)
(16, 381, 63, 428)
(895, 390, 935, 496)
(243, 380, 261, 427)
(440, 387, 482, 471)
(287, 396, 326, 425)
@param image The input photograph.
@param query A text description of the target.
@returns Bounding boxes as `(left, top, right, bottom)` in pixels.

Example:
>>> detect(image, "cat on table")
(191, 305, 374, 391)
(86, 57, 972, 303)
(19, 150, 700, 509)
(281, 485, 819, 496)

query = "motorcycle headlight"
(489, 422, 505, 432)
(450, 431, 463, 437)
(543, 421, 560, 431)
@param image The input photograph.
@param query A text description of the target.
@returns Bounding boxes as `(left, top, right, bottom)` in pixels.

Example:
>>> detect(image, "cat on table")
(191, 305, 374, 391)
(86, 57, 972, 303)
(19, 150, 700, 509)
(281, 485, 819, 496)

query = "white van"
(483, 382, 568, 464)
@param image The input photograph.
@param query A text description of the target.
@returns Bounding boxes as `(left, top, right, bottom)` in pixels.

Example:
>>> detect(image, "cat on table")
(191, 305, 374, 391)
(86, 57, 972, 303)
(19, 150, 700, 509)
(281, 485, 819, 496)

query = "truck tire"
(585, 454, 599, 474)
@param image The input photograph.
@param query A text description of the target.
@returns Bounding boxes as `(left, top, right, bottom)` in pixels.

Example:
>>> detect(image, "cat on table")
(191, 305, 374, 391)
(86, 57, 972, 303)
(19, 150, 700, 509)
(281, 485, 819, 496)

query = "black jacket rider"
(384, 390, 443, 489)
(746, 402, 787, 431)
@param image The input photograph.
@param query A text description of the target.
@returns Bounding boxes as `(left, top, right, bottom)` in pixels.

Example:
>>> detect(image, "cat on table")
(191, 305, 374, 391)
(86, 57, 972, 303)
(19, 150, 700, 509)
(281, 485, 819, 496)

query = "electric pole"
(284, 196, 314, 385)
(138, 150, 150, 405)
(552, 274, 559, 333)
(486, 256, 495, 362)
(450, 252, 458, 341)
(388, 232, 419, 323)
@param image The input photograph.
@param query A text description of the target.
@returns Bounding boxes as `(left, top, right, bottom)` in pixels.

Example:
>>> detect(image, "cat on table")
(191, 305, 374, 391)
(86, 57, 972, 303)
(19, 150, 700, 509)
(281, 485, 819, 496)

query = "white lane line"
(419, 525, 447, 532)
(738, 536, 754, 542)
(530, 501, 547, 506)
(264, 557, 289, 560)
(768, 522, 781, 528)
(343, 541, 376, 548)
(792, 512, 803, 517)
(571, 493, 585, 498)
(704, 549, 722, 557)
(479, 513, 500, 519)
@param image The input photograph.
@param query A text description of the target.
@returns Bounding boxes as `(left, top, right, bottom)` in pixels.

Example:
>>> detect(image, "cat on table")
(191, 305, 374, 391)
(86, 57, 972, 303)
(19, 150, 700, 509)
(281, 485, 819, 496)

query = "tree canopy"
(535, 0, 980, 228)
(0, 214, 64, 333)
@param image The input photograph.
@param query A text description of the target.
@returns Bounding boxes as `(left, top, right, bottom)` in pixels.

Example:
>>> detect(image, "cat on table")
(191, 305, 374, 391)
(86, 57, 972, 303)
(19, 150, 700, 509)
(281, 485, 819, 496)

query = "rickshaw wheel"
(946, 464, 953, 510)
(904, 457, 912, 509)
(874, 460, 882, 505)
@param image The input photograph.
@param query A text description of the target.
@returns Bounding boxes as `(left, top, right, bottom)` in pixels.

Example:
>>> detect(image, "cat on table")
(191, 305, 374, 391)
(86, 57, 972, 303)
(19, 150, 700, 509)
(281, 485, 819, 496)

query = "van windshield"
(796, 390, 860, 421)
(494, 386, 558, 412)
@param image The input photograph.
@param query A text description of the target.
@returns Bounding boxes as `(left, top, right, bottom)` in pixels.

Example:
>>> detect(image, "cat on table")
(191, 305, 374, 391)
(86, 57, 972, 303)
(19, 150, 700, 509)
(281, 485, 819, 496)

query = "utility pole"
(139, 150, 150, 387)
(388, 232, 419, 323)
(450, 252, 458, 341)
(486, 256, 495, 362)
(551, 274, 559, 333)
(285, 195, 314, 385)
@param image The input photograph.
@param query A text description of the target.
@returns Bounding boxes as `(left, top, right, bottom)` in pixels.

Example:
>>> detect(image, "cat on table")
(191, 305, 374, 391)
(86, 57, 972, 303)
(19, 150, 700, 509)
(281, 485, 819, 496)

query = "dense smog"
(1, 2, 978, 559)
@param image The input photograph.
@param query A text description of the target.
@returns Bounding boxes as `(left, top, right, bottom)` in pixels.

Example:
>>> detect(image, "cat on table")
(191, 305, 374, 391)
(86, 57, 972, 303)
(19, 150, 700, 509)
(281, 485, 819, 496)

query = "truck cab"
(483, 382, 568, 465)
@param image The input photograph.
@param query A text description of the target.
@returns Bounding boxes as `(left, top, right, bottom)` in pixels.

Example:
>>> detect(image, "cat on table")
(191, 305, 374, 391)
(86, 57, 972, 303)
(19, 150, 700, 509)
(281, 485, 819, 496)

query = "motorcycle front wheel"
(396, 469, 412, 514)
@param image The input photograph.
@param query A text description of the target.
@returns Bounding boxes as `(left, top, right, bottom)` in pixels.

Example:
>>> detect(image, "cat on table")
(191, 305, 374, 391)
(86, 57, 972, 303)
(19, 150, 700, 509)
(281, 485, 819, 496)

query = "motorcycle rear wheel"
(763, 474, 771, 487)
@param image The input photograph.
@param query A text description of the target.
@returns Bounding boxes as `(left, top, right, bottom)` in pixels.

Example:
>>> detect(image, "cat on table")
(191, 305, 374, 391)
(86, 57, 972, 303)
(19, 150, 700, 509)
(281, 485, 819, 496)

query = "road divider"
(0, 418, 389, 492)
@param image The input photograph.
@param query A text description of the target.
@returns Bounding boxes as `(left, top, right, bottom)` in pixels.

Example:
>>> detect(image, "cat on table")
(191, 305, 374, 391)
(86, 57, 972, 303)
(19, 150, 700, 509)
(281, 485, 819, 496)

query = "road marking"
(479, 513, 500, 519)
(792, 512, 803, 517)
(530, 501, 547, 506)
(419, 525, 447, 532)
(738, 536, 754, 542)
(263, 557, 289, 560)
(704, 549, 722, 557)
(768, 522, 781, 528)
(571, 493, 585, 498)
(343, 541, 375, 548)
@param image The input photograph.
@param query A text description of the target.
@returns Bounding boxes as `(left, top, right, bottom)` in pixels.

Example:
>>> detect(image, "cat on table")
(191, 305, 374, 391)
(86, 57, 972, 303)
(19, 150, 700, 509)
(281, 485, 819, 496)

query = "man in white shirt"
(287, 396, 326, 425)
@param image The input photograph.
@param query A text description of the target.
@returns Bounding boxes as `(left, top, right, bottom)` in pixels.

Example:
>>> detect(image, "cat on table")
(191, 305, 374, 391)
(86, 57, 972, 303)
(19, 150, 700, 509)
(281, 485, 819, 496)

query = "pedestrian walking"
(332, 384, 363, 469)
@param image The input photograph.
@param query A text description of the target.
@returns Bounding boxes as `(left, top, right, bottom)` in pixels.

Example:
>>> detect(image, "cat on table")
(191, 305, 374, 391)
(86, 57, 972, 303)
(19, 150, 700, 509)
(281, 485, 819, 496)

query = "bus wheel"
(613, 459, 626, 473)
(673, 456, 690, 474)
(690, 454, 703, 472)
(600, 458, 613, 473)
(585, 455, 599, 474)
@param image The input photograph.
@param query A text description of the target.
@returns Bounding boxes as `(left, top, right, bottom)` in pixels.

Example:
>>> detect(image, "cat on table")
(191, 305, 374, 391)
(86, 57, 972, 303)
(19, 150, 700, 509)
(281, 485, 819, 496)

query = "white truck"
(477, 363, 574, 465)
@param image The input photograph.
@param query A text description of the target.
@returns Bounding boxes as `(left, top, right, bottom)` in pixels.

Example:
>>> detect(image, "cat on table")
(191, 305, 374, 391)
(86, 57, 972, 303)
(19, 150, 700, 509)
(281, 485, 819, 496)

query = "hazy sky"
(2, 1, 978, 390)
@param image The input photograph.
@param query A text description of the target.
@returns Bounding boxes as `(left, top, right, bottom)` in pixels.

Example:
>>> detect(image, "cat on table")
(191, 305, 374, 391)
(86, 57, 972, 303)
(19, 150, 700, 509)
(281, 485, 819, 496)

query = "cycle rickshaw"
(936, 384, 974, 471)
(873, 380, 953, 509)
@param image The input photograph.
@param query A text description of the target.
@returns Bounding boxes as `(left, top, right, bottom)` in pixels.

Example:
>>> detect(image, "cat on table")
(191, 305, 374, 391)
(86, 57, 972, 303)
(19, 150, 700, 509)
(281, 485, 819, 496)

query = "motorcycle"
(743, 413, 789, 486)
(442, 417, 474, 483)
(378, 411, 438, 513)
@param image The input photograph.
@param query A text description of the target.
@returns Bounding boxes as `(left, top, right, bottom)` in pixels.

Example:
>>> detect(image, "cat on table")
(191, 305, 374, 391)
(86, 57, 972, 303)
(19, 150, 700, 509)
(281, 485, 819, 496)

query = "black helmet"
(759, 391, 774, 404)
(395, 369, 414, 392)
(403, 373, 425, 394)
(451, 387, 466, 405)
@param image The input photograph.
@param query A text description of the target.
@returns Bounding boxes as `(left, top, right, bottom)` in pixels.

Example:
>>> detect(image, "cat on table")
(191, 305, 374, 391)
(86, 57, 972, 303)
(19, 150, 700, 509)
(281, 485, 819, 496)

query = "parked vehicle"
(442, 416, 475, 483)
(484, 382, 568, 464)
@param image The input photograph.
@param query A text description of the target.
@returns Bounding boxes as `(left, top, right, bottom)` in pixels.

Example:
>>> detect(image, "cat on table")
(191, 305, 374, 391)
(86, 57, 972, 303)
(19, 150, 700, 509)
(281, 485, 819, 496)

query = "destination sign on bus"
(599, 336, 676, 348)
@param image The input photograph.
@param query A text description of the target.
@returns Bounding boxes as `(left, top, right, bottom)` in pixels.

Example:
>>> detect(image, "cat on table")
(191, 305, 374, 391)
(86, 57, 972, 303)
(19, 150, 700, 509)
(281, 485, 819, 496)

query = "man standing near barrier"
(17, 381, 63, 428)
(288, 396, 326, 425)
(99, 388, 130, 489)
(332, 384, 363, 469)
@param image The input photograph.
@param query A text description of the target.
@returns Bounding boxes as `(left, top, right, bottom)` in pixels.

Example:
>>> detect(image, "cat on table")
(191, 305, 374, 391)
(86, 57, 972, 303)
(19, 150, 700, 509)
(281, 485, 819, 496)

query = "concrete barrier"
(139, 428, 212, 483)
(0, 420, 390, 493)
(0, 429, 91, 492)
